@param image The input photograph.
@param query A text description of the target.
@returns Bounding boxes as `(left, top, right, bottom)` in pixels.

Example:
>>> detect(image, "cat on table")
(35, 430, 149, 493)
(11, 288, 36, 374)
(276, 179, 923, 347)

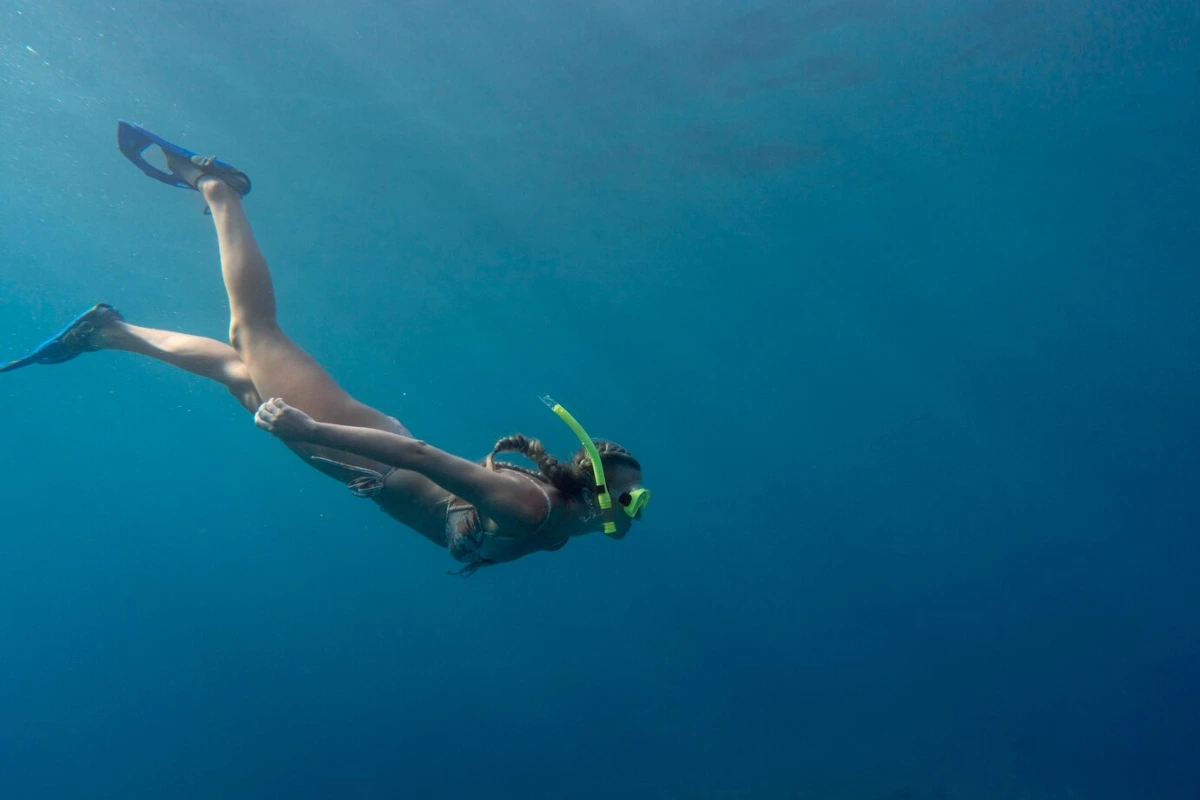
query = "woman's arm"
(255, 398, 549, 530)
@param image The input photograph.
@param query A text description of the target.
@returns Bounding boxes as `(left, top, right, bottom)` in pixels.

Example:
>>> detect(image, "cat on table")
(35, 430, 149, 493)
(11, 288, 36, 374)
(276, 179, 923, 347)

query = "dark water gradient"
(1, 1, 1197, 798)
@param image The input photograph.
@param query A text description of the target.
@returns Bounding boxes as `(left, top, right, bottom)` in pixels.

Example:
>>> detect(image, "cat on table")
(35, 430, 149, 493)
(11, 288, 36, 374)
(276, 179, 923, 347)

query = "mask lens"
(619, 488, 650, 518)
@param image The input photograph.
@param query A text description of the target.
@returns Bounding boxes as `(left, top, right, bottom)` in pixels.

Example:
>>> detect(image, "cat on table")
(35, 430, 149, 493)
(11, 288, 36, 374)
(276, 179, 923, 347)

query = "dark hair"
(485, 434, 641, 498)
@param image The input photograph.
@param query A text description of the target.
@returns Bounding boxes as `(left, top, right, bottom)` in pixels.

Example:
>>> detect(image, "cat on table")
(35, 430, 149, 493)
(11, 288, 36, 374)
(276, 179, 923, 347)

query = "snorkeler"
(1, 122, 650, 576)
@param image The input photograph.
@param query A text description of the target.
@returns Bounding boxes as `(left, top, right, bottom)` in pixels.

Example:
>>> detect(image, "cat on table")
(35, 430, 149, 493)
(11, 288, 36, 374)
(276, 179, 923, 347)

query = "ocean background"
(1, 1, 1198, 798)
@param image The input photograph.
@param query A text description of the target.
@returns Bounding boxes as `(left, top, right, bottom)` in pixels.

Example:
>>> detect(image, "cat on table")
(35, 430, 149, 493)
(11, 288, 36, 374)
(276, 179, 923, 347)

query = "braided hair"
(484, 433, 641, 499)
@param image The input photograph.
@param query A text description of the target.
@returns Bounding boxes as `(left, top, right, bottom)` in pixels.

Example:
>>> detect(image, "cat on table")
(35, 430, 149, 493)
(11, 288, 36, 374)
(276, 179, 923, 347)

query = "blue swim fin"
(0, 304, 123, 374)
(117, 120, 251, 196)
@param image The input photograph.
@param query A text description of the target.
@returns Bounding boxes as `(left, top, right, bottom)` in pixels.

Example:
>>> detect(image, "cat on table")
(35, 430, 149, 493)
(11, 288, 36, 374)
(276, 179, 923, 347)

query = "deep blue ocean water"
(1, 2, 1198, 798)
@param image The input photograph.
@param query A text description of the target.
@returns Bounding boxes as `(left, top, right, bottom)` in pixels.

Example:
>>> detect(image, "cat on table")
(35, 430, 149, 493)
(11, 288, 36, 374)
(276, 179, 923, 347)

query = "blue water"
(2, 1, 1198, 798)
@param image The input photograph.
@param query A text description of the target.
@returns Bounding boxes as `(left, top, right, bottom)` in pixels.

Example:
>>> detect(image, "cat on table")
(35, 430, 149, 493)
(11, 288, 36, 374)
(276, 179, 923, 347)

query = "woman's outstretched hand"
(255, 397, 319, 442)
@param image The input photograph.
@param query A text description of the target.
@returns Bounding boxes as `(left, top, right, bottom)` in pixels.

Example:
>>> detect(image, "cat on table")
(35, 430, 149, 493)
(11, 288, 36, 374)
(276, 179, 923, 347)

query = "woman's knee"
(220, 359, 261, 411)
(228, 381, 263, 413)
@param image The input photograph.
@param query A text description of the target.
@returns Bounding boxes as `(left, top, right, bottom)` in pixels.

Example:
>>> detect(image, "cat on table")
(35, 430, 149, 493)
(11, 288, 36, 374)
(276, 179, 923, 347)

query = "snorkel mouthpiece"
(540, 395, 618, 535)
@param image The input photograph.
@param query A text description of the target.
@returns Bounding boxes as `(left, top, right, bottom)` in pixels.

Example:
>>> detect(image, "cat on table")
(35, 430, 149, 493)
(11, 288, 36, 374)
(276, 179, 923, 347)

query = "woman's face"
(606, 462, 647, 537)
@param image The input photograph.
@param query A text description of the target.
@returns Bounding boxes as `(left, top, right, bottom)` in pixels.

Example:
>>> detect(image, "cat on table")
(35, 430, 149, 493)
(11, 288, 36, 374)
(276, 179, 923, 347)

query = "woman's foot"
(198, 174, 242, 208)
(163, 151, 251, 197)
(90, 318, 138, 350)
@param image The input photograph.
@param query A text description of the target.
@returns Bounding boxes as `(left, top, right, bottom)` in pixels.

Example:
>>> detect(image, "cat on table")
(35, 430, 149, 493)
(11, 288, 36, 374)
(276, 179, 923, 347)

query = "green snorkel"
(540, 395, 618, 535)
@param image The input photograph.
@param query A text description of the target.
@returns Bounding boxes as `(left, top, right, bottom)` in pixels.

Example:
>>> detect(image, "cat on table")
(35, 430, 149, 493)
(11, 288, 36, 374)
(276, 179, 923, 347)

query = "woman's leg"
(95, 321, 262, 411)
(198, 178, 404, 471)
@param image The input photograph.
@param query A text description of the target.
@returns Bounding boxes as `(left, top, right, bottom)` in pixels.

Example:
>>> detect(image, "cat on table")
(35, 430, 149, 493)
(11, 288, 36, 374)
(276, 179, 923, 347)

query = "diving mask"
(618, 487, 651, 518)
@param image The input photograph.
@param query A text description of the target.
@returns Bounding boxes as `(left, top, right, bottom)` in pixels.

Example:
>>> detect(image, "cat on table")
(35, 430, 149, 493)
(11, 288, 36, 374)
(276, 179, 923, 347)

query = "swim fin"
(117, 120, 251, 196)
(0, 303, 123, 373)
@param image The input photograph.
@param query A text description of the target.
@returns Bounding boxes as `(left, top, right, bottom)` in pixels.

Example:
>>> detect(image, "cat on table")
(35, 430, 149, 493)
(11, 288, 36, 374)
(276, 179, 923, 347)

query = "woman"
(2, 125, 650, 576)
